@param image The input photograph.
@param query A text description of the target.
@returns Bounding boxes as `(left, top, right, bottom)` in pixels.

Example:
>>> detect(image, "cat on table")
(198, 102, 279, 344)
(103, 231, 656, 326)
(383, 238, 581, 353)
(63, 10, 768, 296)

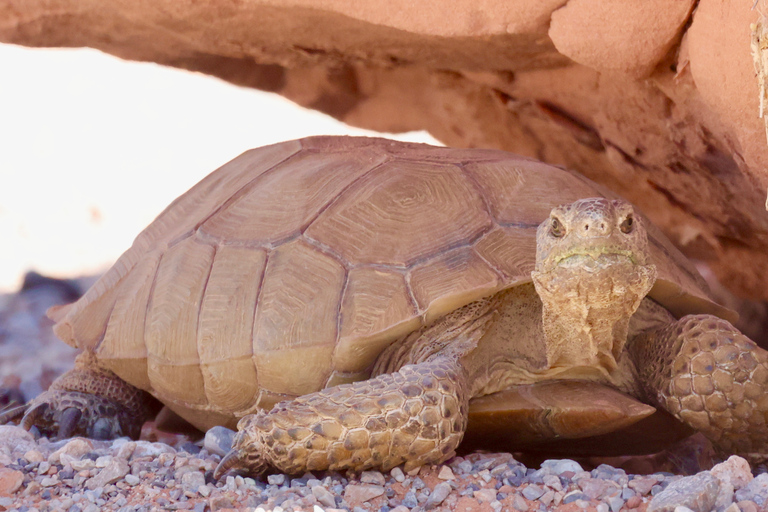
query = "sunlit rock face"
(2, 0, 768, 299)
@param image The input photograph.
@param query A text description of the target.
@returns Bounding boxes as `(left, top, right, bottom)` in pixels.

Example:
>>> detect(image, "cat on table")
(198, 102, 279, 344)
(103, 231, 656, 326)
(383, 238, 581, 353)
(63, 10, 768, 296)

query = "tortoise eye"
(550, 217, 565, 238)
(620, 215, 634, 234)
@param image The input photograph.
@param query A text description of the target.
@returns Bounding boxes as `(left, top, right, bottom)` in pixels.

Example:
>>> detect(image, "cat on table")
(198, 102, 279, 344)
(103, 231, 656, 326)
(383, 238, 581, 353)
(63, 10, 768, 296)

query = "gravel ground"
(2, 275, 768, 512)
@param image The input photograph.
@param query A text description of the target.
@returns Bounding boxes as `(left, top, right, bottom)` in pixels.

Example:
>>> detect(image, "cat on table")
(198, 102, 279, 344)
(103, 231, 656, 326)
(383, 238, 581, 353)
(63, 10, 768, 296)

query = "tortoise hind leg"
(216, 354, 470, 478)
(18, 352, 158, 440)
(629, 314, 768, 462)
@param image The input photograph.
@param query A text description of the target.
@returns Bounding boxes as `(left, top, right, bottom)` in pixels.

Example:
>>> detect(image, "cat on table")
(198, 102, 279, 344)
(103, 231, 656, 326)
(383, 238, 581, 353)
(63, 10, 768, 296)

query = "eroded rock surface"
(1, 0, 768, 299)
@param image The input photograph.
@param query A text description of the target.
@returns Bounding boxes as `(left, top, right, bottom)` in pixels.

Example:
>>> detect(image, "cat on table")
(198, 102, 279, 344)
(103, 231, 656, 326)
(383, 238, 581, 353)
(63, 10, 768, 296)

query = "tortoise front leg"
(629, 314, 768, 461)
(10, 352, 157, 440)
(215, 355, 470, 477)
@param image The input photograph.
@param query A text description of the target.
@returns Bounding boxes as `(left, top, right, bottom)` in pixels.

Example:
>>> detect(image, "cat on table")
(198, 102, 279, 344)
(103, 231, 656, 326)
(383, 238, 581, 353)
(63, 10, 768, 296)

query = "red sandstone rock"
(0, 468, 23, 496)
(549, 0, 695, 78)
(1, 0, 767, 301)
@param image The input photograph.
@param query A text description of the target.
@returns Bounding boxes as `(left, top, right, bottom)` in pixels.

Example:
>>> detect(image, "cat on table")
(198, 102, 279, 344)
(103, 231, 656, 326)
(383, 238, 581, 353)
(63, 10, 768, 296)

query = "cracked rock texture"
(2, 0, 768, 300)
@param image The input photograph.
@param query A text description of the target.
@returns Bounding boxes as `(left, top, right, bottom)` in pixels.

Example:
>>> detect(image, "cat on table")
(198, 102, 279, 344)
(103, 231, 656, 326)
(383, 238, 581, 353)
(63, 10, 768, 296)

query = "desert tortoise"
(7, 136, 768, 477)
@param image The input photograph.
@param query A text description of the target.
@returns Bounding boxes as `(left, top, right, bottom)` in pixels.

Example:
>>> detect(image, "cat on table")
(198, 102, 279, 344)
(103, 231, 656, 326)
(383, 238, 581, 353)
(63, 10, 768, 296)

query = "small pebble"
(543, 474, 562, 491)
(540, 490, 555, 507)
(425, 482, 452, 509)
(512, 494, 528, 511)
(563, 491, 590, 504)
(438, 465, 455, 480)
(24, 450, 45, 463)
(457, 460, 473, 474)
(181, 471, 206, 493)
(344, 483, 385, 503)
(622, 487, 637, 499)
(648, 472, 719, 512)
(312, 484, 336, 508)
(473, 488, 497, 503)
(608, 495, 625, 512)
(37, 461, 51, 475)
(402, 491, 418, 508)
(40, 477, 58, 487)
(390, 467, 405, 482)
(522, 484, 545, 500)
(360, 470, 386, 486)
(95, 456, 112, 468)
(541, 459, 584, 475)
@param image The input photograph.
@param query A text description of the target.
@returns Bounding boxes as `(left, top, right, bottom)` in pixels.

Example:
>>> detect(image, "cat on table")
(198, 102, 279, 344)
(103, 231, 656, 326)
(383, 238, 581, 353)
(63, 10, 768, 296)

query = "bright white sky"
(0, 44, 439, 292)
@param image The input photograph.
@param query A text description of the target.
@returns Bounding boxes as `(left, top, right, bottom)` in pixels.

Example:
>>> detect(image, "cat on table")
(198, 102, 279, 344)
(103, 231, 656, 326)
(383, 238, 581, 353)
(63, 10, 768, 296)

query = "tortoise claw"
(56, 407, 83, 440)
(214, 450, 242, 481)
(213, 425, 270, 480)
(22, 402, 50, 431)
(90, 418, 116, 440)
(12, 389, 144, 440)
(0, 403, 28, 425)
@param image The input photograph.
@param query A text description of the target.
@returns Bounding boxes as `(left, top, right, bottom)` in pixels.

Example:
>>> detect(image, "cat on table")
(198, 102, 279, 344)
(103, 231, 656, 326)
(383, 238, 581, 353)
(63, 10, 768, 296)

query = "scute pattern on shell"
(48, 136, 729, 431)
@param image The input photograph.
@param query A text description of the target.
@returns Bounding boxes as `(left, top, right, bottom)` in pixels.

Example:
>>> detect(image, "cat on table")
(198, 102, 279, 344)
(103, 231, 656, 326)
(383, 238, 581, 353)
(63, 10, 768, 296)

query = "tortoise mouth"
(553, 250, 638, 270)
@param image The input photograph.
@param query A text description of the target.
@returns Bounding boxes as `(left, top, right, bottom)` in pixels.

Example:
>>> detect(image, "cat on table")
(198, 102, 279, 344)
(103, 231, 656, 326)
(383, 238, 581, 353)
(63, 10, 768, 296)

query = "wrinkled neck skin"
(531, 261, 657, 385)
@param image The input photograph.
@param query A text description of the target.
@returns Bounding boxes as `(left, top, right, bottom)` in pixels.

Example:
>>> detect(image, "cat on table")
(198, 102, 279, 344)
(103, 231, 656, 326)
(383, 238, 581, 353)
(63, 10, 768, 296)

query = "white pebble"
(40, 477, 58, 487)
(24, 449, 45, 463)
(59, 453, 76, 469)
(312, 485, 336, 508)
(70, 459, 95, 472)
(390, 467, 405, 482)
(95, 456, 112, 468)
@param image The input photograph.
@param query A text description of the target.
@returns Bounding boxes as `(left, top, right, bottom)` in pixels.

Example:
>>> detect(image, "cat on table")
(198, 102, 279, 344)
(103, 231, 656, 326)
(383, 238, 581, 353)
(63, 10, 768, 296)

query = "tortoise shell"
(49, 136, 734, 431)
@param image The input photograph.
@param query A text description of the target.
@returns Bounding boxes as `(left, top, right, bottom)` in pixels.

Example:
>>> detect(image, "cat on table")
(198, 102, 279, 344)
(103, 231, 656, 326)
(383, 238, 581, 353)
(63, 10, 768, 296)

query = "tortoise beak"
(214, 449, 243, 480)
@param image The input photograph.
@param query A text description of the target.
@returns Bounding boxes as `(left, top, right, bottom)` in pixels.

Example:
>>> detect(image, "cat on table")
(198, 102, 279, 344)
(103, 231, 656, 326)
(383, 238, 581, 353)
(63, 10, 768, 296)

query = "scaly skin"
(215, 356, 469, 477)
(629, 314, 768, 461)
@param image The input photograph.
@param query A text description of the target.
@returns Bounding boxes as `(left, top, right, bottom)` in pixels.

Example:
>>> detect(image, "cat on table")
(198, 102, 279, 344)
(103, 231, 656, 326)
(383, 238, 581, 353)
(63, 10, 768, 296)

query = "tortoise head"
(534, 198, 652, 274)
(530, 198, 657, 373)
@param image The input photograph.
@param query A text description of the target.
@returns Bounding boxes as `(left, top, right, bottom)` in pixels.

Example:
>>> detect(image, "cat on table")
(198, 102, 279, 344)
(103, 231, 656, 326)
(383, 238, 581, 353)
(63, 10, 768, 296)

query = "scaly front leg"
(215, 355, 469, 477)
(629, 314, 768, 461)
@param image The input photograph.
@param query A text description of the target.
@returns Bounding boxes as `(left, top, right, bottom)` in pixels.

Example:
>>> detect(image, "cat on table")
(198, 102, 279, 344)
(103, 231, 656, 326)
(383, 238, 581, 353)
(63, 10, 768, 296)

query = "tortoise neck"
(531, 263, 656, 374)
